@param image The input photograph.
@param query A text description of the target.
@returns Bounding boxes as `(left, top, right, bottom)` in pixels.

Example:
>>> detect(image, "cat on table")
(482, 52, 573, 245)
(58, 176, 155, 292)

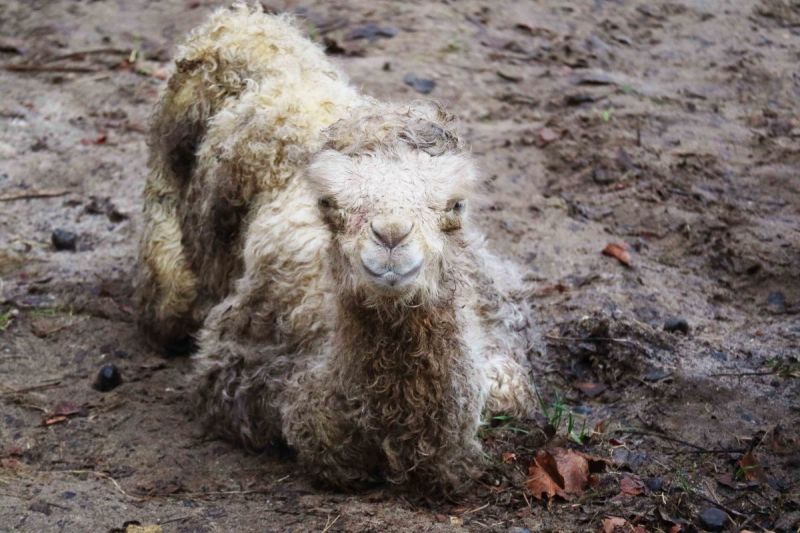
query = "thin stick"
(616, 428, 708, 451)
(4, 64, 99, 73)
(462, 502, 490, 515)
(46, 48, 130, 62)
(0, 189, 71, 202)
(710, 371, 776, 378)
(59, 470, 143, 501)
(662, 448, 747, 455)
(0, 380, 63, 395)
(545, 334, 643, 348)
(322, 514, 340, 533)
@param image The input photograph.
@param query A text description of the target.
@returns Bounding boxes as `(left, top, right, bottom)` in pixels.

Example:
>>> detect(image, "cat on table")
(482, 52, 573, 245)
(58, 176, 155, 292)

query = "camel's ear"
(306, 149, 354, 197)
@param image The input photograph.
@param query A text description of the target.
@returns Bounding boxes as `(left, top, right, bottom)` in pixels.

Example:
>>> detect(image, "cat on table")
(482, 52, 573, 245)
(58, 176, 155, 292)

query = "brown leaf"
(52, 401, 85, 417)
(737, 452, 766, 483)
(603, 517, 628, 533)
(501, 452, 517, 464)
(526, 448, 604, 500)
(44, 415, 68, 426)
(619, 475, 645, 496)
(602, 516, 648, 533)
(574, 381, 607, 398)
(602, 242, 632, 267)
(537, 127, 560, 146)
(80, 133, 107, 145)
(594, 419, 609, 434)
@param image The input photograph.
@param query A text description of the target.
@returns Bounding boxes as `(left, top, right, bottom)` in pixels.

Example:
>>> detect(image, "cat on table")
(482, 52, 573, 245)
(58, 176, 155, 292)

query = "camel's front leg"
(281, 369, 380, 490)
(483, 355, 535, 418)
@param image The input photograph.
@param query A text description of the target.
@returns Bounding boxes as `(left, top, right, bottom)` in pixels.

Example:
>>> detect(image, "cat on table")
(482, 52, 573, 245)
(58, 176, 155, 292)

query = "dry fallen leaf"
(501, 451, 517, 464)
(52, 401, 85, 417)
(44, 415, 68, 426)
(602, 242, 632, 267)
(602, 516, 648, 533)
(737, 452, 766, 483)
(526, 448, 607, 500)
(537, 127, 560, 146)
(574, 381, 607, 398)
(619, 475, 645, 496)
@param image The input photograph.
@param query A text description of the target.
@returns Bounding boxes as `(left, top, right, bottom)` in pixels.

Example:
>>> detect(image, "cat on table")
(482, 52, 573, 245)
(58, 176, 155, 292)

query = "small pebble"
(767, 291, 786, 312)
(697, 507, 728, 531)
(592, 166, 615, 184)
(644, 476, 663, 492)
(51, 229, 77, 251)
(403, 74, 435, 94)
(93, 363, 123, 392)
(710, 350, 728, 361)
(664, 317, 690, 334)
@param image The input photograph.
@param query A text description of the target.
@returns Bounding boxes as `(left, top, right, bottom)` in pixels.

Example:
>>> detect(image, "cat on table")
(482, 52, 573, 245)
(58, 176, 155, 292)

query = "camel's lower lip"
(362, 261, 422, 286)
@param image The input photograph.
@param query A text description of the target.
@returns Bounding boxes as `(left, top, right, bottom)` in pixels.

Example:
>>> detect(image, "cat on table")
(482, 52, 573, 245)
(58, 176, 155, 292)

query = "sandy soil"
(1, 0, 798, 531)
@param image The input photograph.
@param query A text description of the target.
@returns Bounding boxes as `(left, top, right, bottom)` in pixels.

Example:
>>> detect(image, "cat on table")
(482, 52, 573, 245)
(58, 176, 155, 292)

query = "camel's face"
(308, 147, 476, 304)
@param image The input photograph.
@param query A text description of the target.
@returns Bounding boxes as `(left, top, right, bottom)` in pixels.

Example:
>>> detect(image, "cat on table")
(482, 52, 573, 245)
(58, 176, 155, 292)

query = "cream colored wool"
(136, 3, 536, 496)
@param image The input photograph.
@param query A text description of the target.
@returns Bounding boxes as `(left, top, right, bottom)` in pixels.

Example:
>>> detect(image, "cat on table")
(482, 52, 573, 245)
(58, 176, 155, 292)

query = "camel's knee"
(135, 201, 199, 354)
(485, 359, 534, 417)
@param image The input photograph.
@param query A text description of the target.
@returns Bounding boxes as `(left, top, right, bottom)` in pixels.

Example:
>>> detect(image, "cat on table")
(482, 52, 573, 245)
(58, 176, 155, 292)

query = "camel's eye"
(318, 196, 338, 210)
(448, 199, 466, 214)
(441, 199, 466, 232)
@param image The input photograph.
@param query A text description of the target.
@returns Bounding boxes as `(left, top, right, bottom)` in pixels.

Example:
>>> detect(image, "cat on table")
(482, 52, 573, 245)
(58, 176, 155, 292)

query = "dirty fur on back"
(136, 3, 536, 497)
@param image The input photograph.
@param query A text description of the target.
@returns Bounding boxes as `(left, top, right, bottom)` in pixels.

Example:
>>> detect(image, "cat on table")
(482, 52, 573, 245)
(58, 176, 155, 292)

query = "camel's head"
(308, 102, 476, 307)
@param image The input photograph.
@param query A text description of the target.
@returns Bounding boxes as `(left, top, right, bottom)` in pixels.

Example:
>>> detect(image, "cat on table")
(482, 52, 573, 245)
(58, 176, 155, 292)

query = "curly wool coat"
(136, 3, 535, 496)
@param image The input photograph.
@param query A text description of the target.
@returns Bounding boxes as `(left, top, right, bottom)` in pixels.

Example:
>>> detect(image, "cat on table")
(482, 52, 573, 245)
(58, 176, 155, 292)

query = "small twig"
(693, 491, 749, 519)
(158, 515, 194, 526)
(545, 334, 642, 348)
(46, 48, 130, 62)
(661, 448, 747, 455)
(0, 380, 63, 396)
(4, 64, 99, 73)
(616, 427, 709, 451)
(0, 188, 72, 202)
(59, 469, 142, 501)
(710, 371, 777, 378)
(461, 502, 490, 515)
(321, 513, 340, 533)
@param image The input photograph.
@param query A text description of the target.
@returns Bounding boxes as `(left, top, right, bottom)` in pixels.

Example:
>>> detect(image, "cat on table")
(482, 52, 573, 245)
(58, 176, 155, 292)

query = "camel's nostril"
(370, 217, 414, 249)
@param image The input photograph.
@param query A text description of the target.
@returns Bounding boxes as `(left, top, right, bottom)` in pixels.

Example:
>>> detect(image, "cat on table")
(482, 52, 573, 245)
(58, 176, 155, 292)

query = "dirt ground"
(1, 0, 799, 531)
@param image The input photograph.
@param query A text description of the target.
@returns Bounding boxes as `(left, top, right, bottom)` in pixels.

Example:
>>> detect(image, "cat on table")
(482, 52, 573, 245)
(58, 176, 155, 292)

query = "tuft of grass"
(486, 414, 530, 435)
(536, 390, 590, 445)
(0, 310, 13, 331)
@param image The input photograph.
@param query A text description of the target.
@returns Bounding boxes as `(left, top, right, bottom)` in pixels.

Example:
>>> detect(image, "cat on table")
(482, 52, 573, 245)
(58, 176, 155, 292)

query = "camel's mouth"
(361, 260, 422, 289)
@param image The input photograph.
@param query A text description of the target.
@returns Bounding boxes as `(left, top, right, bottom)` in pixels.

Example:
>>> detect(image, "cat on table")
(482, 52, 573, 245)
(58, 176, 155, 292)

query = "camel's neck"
(332, 294, 463, 385)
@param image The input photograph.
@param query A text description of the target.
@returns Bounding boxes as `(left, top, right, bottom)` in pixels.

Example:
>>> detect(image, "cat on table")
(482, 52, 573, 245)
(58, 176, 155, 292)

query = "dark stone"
(710, 350, 728, 361)
(697, 507, 728, 531)
(51, 229, 77, 251)
(664, 317, 690, 334)
(767, 291, 786, 312)
(403, 74, 435, 94)
(61, 491, 77, 500)
(643, 367, 671, 381)
(93, 363, 122, 392)
(564, 93, 598, 106)
(29, 501, 51, 515)
(644, 476, 663, 492)
(347, 23, 398, 42)
(592, 166, 615, 184)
